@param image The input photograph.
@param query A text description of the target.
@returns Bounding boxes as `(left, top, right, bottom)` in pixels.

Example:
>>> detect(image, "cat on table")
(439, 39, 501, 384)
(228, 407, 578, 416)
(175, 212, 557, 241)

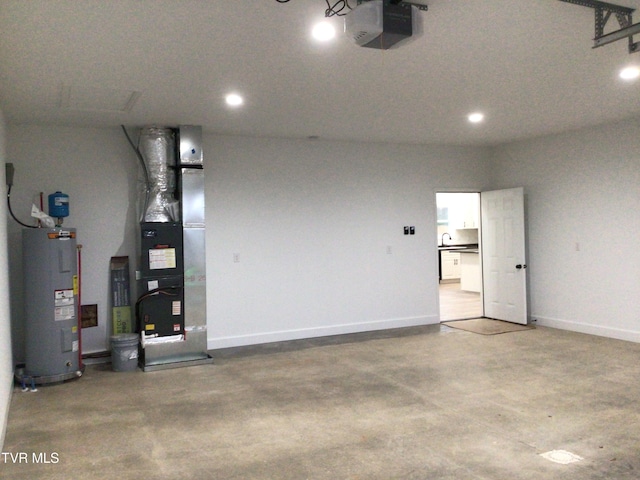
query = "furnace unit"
(133, 125, 211, 371)
(138, 222, 184, 337)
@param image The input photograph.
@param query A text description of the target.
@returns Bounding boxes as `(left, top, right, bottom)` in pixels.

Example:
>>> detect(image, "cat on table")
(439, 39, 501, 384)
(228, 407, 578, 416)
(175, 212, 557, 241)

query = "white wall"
(8, 119, 640, 358)
(7, 125, 139, 358)
(4, 119, 640, 445)
(5, 125, 492, 355)
(0, 108, 12, 449)
(206, 135, 491, 348)
(491, 118, 640, 341)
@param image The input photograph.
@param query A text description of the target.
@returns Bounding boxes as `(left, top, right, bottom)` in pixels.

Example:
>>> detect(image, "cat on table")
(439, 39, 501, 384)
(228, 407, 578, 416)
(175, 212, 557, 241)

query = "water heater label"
(54, 289, 74, 305)
(148, 248, 177, 270)
(54, 289, 75, 321)
(55, 306, 75, 321)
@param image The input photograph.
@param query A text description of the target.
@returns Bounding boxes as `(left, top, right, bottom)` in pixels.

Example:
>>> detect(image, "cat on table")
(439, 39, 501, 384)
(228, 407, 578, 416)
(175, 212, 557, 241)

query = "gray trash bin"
(111, 333, 139, 372)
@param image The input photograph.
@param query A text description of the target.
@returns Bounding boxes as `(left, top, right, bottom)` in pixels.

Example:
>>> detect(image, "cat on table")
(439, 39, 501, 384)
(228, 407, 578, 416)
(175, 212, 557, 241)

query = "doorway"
(436, 192, 483, 321)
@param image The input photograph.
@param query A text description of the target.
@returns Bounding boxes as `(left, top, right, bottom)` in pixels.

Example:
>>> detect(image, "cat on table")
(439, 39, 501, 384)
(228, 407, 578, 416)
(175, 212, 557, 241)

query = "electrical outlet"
(233, 253, 240, 263)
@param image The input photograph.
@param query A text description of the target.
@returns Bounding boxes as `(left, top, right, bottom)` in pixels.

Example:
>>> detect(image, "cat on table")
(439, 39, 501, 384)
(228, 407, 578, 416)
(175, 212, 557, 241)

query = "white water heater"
(22, 228, 82, 383)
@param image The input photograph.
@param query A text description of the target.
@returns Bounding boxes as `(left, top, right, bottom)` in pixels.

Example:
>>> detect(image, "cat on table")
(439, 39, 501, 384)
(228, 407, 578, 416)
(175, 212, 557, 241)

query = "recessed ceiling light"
(225, 93, 244, 107)
(312, 21, 336, 42)
(468, 112, 484, 123)
(619, 66, 640, 81)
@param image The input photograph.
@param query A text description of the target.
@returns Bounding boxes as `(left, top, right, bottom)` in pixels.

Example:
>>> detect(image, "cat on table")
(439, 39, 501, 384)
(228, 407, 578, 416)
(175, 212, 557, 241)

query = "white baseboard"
(207, 315, 438, 350)
(534, 315, 640, 343)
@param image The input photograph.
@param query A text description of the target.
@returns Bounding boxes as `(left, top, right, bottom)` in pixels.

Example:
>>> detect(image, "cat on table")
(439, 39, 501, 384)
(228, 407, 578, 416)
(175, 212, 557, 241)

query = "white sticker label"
(72, 340, 79, 352)
(55, 306, 75, 321)
(54, 289, 74, 307)
(172, 301, 181, 316)
(149, 248, 176, 270)
(54, 290, 75, 321)
(147, 280, 159, 291)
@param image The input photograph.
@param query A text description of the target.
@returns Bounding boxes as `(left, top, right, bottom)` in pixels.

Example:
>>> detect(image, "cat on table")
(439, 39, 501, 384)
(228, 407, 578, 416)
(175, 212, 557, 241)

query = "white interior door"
(481, 187, 528, 324)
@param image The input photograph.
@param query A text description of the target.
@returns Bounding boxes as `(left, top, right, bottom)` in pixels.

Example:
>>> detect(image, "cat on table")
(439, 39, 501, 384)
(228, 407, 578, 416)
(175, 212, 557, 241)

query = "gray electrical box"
(177, 125, 203, 165)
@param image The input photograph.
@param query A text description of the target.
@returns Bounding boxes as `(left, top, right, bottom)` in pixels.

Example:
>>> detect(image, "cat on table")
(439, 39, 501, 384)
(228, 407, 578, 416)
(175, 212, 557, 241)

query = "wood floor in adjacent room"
(439, 281, 483, 321)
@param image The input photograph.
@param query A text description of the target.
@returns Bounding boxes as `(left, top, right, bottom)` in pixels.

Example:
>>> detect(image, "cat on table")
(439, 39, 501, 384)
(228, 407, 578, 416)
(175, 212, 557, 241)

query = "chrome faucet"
(441, 232, 452, 246)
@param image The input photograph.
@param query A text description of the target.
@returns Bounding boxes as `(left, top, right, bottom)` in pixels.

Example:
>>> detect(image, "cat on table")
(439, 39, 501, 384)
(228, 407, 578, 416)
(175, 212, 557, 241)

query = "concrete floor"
(3, 324, 640, 479)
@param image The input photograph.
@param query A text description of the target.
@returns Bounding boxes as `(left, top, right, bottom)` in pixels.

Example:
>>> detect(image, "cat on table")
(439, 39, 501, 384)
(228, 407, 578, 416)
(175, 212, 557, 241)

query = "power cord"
(135, 286, 181, 333)
(6, 164, 38, 229)
(275, 0, 353, 17)
(121, 125, 151, 222)
(7, 186, 37, 228)
(324, 0, 352, 16)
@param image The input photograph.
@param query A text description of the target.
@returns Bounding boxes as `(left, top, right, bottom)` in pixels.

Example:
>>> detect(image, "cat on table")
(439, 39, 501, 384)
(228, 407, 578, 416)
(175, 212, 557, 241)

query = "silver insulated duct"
(138, 127, 178, 222)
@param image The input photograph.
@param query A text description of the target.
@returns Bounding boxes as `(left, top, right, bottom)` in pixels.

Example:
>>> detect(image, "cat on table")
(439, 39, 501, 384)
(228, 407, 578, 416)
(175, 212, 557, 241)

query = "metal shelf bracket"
(559, 0, 640, 53)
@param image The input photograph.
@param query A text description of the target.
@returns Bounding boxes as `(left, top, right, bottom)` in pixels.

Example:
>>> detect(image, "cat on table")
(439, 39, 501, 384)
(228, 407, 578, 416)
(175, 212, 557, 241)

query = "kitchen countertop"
(438, 244, 478, 251)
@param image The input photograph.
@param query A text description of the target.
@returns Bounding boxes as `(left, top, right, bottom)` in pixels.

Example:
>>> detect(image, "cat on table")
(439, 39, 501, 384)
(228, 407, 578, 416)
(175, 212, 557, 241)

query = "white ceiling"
(1, 0, 640, 146)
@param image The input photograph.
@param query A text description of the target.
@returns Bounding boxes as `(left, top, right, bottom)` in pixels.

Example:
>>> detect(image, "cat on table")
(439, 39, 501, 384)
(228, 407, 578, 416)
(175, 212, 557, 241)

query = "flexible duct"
(138, 127, 178, 222)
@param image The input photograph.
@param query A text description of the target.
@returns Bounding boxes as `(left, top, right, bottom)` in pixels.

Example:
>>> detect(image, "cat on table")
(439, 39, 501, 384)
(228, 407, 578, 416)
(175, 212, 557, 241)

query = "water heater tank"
(22, 228, 82, 383)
